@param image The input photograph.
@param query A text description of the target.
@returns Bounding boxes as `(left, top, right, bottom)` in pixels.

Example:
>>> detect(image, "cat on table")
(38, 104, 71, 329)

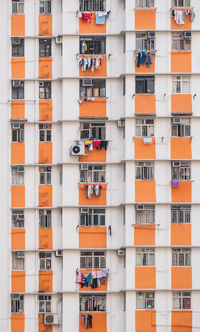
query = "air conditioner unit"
(80, 164, 88, 171)
(147, 32, 155, 38)
(70, 145, 85, 156)
(82, 79, 93, 86)
(81, 207, 89, 213)
(55, 37, 62, 44)
(136, 204, 144, 210)
(184, 32, 191, 39)
(117, 249, 125, 256)
(44, 314, 59, 326)
(173, 161, 180, 167)
(55, 250, 63, 257)
(12, 122, 20, 129)
(39, 82, 44, 87)
(17, 166, 24, 173)
(173, 117, 181, 124)
(17, 251, 25, 259)
(12, 37, 20, 45)
(117, 120, 125, 128)
(143, 137, 152, 144)
(12, 80, 20, 88)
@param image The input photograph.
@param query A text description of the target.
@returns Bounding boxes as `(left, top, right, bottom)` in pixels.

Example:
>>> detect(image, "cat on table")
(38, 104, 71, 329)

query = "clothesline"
(76, 268, 109, 290)
(79, 139, 108, 153)
(171, 8, 195, 24)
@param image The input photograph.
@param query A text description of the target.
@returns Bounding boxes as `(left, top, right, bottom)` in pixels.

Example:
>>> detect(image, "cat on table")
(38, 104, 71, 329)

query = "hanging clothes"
(140, 51, 146, 65)
(93, 140, 101, 150)
(87, 185, 92, 199)
(82, 12, 91, 23)
(100, 141, 108, 150)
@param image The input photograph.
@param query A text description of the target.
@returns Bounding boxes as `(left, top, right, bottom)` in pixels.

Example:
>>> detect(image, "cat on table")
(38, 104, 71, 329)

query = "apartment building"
(1, 0, 200, 331)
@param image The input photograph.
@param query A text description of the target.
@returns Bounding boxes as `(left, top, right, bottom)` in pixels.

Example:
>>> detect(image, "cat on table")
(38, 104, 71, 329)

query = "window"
(136, 248, 155, 266)
(80, 295, 106, 311)
(136, 119, 154, 137)
(172, 32, 191, 51)
(39, 82, 51, 99)
(39, 167, 51, 184)
(11, 123, 24, 142)
(136, 292, 155, 310)
(136, 162, 154, 180)
(80, 122, 106, 140)
(12, 0, 24, 14)
(136, 76, 155, 94)
(39, 210, 52, 228)
(12, 252, 25, 270)
(172, 0, 190, 7)
(136, 32, 155, 51)
(80, 79, 106, 98)
(39, 39, 51, 57)
(12, 166, 24, 185)
(39, 0, 51, 14)
(79, 0, 106, 11)
(39, 295, 51, 313)
(39, 252, 52, 270)
(136, 205, 155, 224)
(80, 165, 105, 183)
(171, 205, 191, 224)
(172, 118, 190, 137)
(11, 294, 24, 313)
(173, 292, 191, 310)
(172, 248, 191, 266)
(171, 161, 191, 181)
(136, 0, 154, 8)
(80, 37, 106, 55)
(12, 38, 24, 57)
(12, 210, 24, 228)
(80, 208, 105, 226)
(172, 76, 190, 94)
(12, 81, 24, 99)
(39, 124, 52, 142)
(80, 251, 106, 269)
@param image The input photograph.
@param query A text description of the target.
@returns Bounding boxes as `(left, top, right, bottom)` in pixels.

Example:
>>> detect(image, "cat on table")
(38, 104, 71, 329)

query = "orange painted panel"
(11, 229, 25, 250)
(38, 185, 52, 207)
(11, 15, 25, 36)
(39, 228, 53, 249)
(79, 312, 107, 332)
(171, 52, 191, 73)
(12, 271, 25, 293)
(39, 270, 53, 292)
(172, 311, 192, 332)
(39, 58, 52, 79)
(39, 15, 52, 36)
(11, 313, 25, 332)
(135, 95, 156, 115)
(11, 58, 25, 79)
(135, 180, 156, 203)
(135, 311, 156, 332)
(134, 225, 155, 246)
(171, 94, 192, 114)
(79, 14, 106, 34)
(11, 101, 25, 119)
(39, 100, 52, 121)
(11, 186, 25, 208)
(79, 269, 107, 291)
(80, 147, 106, 163)
(79, 184, 107, 206)
(39, 314, 52, 332)
(171, 224, 191, 246)
(135, 55, 155, 73)
(171, 138, 192, 159)
(171, 11, 191, 30)
(135, 9, 156, 30)
(135, 267, 156, 289)
(171, 181, 192, 203)
(11, 143, 25, 164)
(135, 138, 156, 159)
(171, 267, 192, 289)
(79, 227, 107, 248)
(38, 142, 52, 164)
(79, 98, 106, 117)
(79, 56, 107, 77)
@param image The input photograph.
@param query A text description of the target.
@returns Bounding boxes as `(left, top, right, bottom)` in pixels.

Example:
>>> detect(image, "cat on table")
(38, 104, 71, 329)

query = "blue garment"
(140, 51, 146, 64)
(149, 53, 153, 65)
(96, 13, 106, 25)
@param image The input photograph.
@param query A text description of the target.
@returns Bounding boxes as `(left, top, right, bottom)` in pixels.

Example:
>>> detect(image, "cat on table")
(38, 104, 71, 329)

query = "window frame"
(39, 209, 52, 228)
(172, 291, 191, 310)
(80, 251, 106, 269)
(80, 295, 106, 312)
(80, 122, 106, 140)
(136, 0, 155, 8)
(136, 32, 155, 51)
(11, 166, 24, 185)
(172, 0, 191, 7)
(136, 162, 154, 180)
(171, 205, 191, 224)
(12, 0, 24, 14)
(136, 76, 155, 94)
(39, 81, 51, 99)
(172, 118, 191, 137)
(171, 161, 191, 181)
(39, 39, 52, 57)
(12, 80, 24, 99)
(80, 165, 106, 183)
(136, 119, 154, 137)
(39, 295, 52, 313)
(172, 32, 191, 52)
(80, 37, 106, 55)
(80, 79, 106, 98)
(79, 0, 106, 12)
(39, 167, 52, 185)
(136, 205, 155, 225)
(12, 210, 24, 228)
(39, 124, 52, 142)
(136, 248, 155, 266)
(80, 208, 105, 226)
(12, 38, 24, 57)
(11, 294, 24, 313)
(136, 292, 155, 310)
(39, 252, 52, 270)
(172, 248, 191, 266)
(39, 0, 51, 14)
(11, 123, 24, 142)
(172, 76, 191, 94)
(12, 252, 25, 270)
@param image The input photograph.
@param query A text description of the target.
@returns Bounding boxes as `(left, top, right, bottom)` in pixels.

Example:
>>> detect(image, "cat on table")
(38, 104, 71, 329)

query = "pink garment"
(92, 271, 97, 279)
(97, 270, 103, 278)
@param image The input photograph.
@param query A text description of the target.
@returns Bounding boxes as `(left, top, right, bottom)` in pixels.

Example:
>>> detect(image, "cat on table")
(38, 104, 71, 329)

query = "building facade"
(1, 0, 200, 331)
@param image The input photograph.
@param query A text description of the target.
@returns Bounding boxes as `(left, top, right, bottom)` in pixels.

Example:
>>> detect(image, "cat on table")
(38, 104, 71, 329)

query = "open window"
(39, 295, 51, 313)
(136, 32, 155, 51)
(39, 209, 52, 228)
(39, 39, 52, 57)
(80, 79, 106, 98)
(12, 210, 24, 228)
(12, 81, 24, 99)
(39, 124, 52, 142)
(12, 38, 24, 57)
(80, 122, 106, 140)
(172, 117, 190, 137)
(136, 292, 155, 310)
(11, 294, 24, 313)
(11, 123, 24, 142)
(80, 295, 106, 311)
(12, 166, 24, 185)
(80, 37, 106, 55)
